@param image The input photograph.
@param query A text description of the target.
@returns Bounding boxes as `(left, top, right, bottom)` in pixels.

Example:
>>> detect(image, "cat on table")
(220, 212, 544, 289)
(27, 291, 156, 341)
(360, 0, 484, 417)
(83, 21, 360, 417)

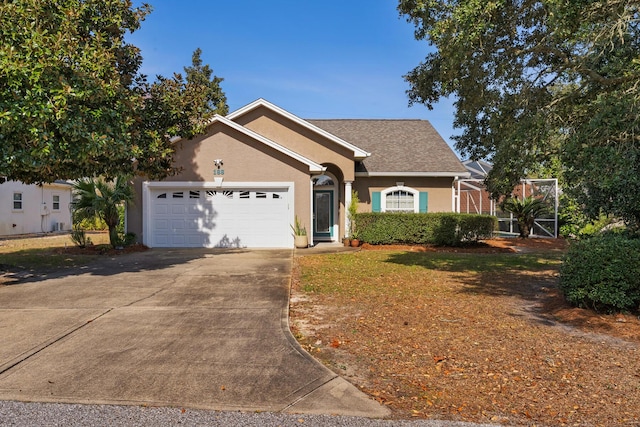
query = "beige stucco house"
(127, 99, 469, 248)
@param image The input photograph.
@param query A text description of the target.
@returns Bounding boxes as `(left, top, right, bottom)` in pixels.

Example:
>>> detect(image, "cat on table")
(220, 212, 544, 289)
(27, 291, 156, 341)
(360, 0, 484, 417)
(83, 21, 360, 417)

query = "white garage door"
(149, 187, 291, 248)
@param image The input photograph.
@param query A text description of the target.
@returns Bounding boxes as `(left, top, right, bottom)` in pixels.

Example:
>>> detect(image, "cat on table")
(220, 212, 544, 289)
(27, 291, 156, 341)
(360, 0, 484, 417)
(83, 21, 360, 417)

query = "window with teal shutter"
(372, 192, 381, 212)
(419, 192, 428, 213)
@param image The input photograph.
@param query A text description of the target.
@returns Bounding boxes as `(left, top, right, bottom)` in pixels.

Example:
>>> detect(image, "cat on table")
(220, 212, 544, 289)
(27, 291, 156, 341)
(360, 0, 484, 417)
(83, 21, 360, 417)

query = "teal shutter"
(419, 192, 428, 213)
(372, 192, 381, 212)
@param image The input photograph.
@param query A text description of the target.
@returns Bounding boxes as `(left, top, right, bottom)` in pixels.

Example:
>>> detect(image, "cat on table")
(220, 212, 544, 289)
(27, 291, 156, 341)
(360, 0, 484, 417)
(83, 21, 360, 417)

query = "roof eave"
(355, 171, 472, 178)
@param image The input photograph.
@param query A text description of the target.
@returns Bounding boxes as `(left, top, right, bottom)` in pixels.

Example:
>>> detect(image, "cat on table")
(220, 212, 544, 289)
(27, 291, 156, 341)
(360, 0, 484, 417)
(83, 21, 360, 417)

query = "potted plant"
(291, 216, 308, 248)
(347, 190, 359, 241)
(350, 230, 361, 247)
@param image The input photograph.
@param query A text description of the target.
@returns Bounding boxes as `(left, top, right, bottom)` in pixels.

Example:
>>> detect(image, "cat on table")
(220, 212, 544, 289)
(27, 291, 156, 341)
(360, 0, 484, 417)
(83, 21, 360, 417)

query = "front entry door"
(314, 190, 334, 240)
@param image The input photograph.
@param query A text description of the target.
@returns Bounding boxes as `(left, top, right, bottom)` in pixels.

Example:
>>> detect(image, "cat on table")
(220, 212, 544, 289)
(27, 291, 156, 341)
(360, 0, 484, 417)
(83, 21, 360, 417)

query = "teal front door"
(313, 190, 333, 240)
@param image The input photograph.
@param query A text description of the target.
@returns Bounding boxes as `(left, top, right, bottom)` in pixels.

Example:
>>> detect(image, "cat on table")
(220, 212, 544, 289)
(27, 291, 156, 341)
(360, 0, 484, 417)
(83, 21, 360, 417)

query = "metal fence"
(455, 178, 558, 238)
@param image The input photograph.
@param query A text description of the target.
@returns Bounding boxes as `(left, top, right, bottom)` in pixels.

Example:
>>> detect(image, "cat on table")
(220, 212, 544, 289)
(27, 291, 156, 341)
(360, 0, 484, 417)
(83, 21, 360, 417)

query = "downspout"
(344, 181, 352, 237)
(40, 184, 49, 233)
(309, 179, 314, 247)
(455, 178, 461, 213)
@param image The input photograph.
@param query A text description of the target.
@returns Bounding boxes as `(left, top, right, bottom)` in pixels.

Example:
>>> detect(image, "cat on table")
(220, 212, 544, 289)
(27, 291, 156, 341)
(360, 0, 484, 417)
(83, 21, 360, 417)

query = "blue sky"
(127, 1, 459, 154)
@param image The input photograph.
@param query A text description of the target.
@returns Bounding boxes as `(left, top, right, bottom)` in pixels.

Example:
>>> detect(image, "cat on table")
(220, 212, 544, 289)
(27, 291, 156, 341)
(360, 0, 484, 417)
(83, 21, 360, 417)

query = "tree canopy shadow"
(384, 250, 568, 327)
(0, 247, 251, 286)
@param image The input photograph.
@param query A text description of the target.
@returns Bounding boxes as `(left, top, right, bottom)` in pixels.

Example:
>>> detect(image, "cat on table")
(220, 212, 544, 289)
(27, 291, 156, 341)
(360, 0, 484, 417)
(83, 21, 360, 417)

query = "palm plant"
(501, 196, 550, 238)
(72, 176, 134, 247)
(348, 190, 359, 238)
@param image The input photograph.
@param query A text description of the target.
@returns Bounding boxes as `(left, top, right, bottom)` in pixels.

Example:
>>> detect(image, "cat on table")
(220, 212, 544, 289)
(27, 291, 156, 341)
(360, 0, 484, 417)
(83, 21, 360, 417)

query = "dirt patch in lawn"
(0, 232, 148, 256)
(290, 238, 640, 426)
(0, 231, 111, 251)
(0, 232, 147, 286)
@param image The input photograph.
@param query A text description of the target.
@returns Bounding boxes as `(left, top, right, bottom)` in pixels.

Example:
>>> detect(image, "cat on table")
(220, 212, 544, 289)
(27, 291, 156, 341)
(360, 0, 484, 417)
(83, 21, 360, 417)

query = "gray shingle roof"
(307, 119, 467, 175)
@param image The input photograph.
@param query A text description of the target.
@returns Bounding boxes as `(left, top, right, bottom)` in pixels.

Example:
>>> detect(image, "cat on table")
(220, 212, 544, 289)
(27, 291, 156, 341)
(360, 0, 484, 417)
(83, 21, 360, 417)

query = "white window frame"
(52, 194, 60, 211)
(381, 186, 419, 213)
(12, 192, 23, 211)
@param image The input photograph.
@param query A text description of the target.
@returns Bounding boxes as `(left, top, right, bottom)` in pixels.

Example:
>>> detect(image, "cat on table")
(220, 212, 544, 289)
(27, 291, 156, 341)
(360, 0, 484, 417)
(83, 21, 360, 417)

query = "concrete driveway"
(0, 249, 388, 417)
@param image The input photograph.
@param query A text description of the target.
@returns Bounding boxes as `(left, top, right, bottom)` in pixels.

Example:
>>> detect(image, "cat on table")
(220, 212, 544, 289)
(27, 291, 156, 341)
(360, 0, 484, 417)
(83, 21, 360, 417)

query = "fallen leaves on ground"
(290, 239, 640, 427)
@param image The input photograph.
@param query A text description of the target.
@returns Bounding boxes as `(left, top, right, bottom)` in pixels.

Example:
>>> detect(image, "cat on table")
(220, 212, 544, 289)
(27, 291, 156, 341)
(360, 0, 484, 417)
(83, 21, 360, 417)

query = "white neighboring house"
(0, 179, 73, 236)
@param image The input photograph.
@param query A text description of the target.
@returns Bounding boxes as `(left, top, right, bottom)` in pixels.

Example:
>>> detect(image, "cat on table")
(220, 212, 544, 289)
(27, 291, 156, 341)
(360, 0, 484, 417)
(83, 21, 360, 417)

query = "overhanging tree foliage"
(399, 0, 640, 227)
(0, 0, 228, 184)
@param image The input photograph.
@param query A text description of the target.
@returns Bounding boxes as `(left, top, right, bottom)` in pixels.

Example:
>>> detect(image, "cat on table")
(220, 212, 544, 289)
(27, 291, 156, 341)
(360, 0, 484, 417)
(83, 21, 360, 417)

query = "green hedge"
(559, 233, 640, 313)
(355, 213, 497, 246)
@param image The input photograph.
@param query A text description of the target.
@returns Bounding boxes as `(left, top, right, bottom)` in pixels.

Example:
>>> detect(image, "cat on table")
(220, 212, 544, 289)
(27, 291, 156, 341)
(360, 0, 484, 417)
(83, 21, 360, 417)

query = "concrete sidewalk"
(0, 249, 389, 418)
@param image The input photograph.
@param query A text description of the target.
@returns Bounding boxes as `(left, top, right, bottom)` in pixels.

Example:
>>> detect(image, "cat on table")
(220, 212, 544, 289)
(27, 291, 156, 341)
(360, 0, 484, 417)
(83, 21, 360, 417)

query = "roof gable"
(227, 99, 370, 160)
(308, 119, 469, 177)
(205, 115, 325, 173)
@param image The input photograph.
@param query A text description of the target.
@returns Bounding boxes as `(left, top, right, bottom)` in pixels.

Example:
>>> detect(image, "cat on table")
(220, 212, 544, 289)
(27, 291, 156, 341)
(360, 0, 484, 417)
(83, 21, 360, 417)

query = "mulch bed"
(360, 237, 569, 254)
(52, 243, 149, 256)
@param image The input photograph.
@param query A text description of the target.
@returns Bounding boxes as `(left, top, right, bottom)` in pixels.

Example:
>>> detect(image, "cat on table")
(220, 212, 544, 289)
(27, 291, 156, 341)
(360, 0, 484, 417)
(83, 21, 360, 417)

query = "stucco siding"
(127, 123, 312, 242)
(0, 181, 72, 236)
(234, 107, 355, 181)
(353, 177, 455, 213)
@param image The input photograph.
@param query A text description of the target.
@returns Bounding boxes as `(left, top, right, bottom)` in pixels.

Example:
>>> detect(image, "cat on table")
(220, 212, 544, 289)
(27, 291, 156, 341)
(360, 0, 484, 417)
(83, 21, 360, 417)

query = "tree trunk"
(517, 218, 530, 238)
(108, 226, 119, 247)
(105, 214, 119, 247)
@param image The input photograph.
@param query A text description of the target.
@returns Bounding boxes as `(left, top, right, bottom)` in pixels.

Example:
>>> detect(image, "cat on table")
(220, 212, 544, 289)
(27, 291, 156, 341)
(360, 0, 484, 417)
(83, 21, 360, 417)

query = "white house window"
(386, 190, 414, 211)
(382, 186, 419, 213)
(52, 195, 60, 210)
(13, 192, 23, 210)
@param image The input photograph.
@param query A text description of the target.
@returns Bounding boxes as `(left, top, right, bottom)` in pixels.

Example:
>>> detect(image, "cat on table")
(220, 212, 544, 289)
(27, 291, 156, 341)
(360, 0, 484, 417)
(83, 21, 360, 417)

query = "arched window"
(312, 174, 335, 187)
(382, 186, 419, 212)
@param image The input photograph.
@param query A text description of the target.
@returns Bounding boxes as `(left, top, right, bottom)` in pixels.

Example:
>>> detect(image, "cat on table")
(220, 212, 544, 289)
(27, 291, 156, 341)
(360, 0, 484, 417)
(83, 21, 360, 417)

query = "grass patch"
(299, 250, 561, 295)
(384, 251, 562, 273)
(0, 248, 96, 271)
(0, 232, 110, 272)
(291, 247, 640, 426)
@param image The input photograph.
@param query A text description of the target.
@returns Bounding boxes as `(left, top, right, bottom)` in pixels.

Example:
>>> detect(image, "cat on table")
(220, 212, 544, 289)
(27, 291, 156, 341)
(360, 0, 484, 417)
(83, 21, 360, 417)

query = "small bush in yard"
(70, 228, 92, 248)
(559, 233, 640, 313)
(114, 232, 137, 248)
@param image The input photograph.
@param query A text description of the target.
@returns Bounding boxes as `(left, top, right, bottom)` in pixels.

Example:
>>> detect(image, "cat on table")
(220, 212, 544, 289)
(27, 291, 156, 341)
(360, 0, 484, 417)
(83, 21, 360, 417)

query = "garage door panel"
(187, 207, 201, 215)
(150, 187, 291, 248)
(171, 235, 186, 245)
(155, 219, 169, 230)
(185, 220, 202, 230)
(170, 219, 186, 230)
(171, 205, 186, 215)
(155, 204, 168, 215)
(187, 235, 206, 245)
(155, 234, 169, 245)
